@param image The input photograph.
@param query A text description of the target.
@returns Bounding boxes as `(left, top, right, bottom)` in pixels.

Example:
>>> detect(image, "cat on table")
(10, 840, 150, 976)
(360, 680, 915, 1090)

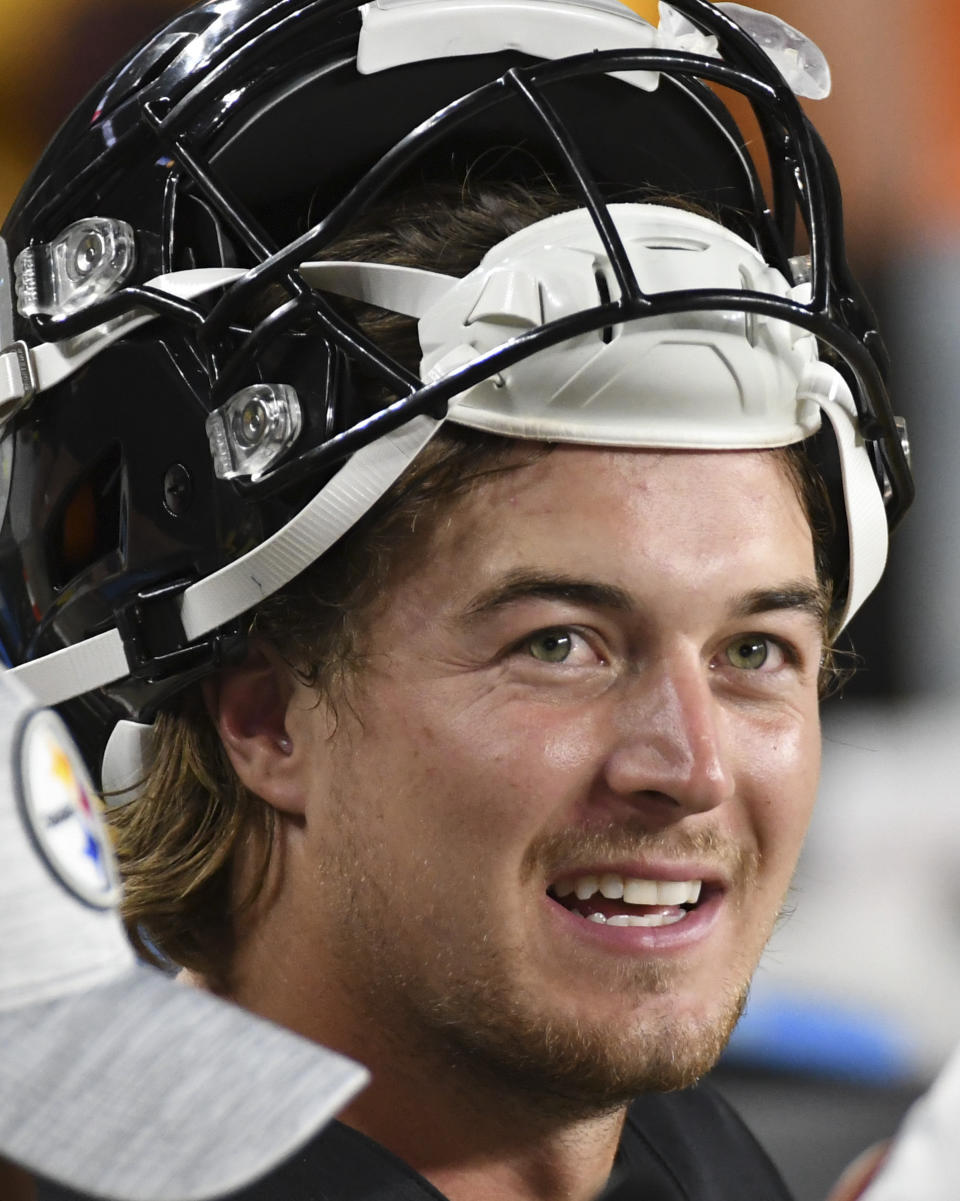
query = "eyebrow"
(731, 582, 829, 630)
(462, 571, 828, 629)
(462, 571, 633, 619)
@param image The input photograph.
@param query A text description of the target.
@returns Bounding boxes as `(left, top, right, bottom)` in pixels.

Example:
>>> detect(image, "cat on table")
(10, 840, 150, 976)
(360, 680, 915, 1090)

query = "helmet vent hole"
(48, 445, 124, 590)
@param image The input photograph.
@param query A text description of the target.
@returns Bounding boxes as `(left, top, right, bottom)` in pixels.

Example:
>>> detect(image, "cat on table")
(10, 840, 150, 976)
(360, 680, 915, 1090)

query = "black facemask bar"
(20, 0, 914, 531)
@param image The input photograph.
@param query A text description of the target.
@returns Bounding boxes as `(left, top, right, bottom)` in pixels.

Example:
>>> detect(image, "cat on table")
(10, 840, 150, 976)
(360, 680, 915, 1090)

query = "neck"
(225, 850, 629, 1201)
(228, 949, 627, 1201)
(339, 1049, 627, 1201)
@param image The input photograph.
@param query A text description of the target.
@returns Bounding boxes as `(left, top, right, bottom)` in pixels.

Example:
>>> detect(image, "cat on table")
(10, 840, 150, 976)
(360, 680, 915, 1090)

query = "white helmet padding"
(304, 204, 888, 628)
(420, 204, 822, 448)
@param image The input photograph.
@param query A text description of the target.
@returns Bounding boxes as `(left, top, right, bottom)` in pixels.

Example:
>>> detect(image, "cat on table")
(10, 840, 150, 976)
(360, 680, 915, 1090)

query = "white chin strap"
(27, 410, 444, 806)
(98, 358, 886, 808)
(11, 413, 442, 707)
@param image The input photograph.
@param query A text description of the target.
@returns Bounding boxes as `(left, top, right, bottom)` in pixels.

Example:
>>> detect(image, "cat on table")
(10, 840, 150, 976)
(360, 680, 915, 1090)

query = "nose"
(601, 650, 735, 816)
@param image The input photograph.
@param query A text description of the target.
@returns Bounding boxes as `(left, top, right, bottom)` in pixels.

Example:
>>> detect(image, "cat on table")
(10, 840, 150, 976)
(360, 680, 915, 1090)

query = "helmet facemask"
(0, 0, 911, 789)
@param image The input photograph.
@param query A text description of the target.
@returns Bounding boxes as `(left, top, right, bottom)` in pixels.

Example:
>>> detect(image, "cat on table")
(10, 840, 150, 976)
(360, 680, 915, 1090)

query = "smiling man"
(0, 2, 911, 1200)
(212, 441, 826, 1136)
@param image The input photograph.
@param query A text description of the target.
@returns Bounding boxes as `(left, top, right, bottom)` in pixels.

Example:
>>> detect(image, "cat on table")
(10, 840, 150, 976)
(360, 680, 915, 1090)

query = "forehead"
(415, 444, 816, 609)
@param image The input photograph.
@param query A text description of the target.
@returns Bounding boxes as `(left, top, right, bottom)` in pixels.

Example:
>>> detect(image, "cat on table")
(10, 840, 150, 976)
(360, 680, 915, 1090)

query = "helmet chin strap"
(9, 239, 888, 679)
(5, 205, 891, 803)
(10, 407, 439, 807)
(97, 360, 884, 807)
(10, 414, 444, 709)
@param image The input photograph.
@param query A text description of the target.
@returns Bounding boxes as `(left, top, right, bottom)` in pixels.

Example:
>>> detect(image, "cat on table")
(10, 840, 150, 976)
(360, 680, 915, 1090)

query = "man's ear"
(202, 643, 305, 816)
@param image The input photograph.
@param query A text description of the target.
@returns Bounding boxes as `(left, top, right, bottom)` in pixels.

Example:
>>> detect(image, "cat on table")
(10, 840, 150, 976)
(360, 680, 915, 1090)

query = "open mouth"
(547, 873, 706, 928)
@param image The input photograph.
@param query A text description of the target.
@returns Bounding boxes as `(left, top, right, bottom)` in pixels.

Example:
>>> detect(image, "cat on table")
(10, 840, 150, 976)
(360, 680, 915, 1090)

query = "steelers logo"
(17, 709, 121, 909)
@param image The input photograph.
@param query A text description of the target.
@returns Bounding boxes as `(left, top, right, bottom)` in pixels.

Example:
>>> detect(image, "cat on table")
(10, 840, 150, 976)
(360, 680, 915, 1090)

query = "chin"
(436, 978, 748, 1115)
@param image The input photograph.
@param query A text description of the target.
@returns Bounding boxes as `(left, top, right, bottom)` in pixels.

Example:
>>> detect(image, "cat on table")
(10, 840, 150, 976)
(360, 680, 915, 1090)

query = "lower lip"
(544, 889, 724, 955)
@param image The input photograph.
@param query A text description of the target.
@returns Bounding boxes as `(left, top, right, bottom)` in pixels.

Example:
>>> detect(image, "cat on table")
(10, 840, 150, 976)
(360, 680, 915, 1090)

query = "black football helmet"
(0, 0, 912, 788)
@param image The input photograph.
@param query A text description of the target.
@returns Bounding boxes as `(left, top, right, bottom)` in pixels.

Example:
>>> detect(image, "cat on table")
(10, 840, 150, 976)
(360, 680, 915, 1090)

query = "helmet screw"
(73, 231, 105, 278)
(162, 463, 193, 517)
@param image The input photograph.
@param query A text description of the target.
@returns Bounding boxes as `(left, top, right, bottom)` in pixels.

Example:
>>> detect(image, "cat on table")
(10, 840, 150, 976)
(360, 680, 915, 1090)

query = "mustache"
(522, 819, 757, 888)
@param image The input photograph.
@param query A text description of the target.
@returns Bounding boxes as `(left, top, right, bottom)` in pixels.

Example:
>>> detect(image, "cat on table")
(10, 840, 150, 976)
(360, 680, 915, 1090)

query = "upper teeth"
(554, 875, 702, 906)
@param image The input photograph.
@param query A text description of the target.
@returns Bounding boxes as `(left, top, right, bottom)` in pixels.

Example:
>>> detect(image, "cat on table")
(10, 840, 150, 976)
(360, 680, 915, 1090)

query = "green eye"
(527, 629, 573, 663)
(726, 636, 769, 670)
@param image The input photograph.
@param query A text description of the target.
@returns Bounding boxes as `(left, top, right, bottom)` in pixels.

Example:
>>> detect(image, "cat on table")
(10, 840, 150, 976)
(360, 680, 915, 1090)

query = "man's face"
(282, 445, 824, 1109)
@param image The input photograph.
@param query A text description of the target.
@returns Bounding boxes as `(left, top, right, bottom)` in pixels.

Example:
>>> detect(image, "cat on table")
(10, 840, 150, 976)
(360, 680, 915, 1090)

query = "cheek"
(538, 716, 605, 772)
(736, 707, 821, 870)
(415, 701, 602, 840)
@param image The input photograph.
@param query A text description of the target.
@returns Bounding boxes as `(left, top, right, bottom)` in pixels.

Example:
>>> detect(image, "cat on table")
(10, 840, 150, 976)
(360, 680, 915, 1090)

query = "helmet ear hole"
(48, 444, 124, 590)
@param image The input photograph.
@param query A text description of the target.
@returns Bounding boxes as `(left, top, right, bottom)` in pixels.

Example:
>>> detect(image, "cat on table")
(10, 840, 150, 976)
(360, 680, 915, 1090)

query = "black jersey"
(37, 1081, 792, 1201)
